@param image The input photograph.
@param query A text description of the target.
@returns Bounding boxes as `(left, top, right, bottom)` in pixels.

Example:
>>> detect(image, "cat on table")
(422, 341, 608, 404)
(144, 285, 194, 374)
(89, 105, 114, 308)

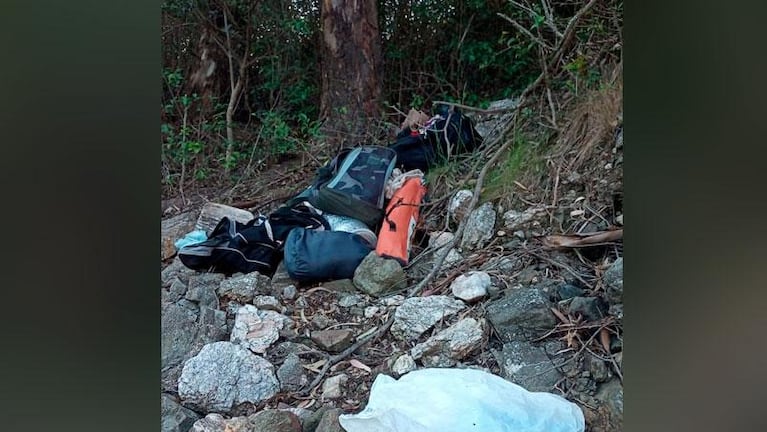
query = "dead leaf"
(542, 229, 623, 249)
(600, 328, 611, 353)
(302, 359, 327, 373)
(297, 399, 316, 409)
(349, 359, 372, 373)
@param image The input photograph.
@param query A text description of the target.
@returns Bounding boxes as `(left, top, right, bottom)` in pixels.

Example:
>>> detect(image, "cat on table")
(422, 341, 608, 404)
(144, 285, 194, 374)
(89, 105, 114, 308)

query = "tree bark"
(319, 0, 383, 149)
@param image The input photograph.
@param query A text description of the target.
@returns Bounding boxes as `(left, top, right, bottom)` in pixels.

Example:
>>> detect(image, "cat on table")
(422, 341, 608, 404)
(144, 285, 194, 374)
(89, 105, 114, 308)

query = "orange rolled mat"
(376, 176, 427, 265)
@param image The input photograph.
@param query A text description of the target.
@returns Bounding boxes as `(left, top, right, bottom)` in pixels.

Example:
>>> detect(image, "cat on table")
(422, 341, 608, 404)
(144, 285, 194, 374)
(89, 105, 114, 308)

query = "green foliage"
(481, 132, 546, 202)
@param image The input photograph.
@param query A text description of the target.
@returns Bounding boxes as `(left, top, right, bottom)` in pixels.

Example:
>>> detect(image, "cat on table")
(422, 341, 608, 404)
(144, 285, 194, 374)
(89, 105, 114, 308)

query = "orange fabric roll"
(376, 177, 427, 265)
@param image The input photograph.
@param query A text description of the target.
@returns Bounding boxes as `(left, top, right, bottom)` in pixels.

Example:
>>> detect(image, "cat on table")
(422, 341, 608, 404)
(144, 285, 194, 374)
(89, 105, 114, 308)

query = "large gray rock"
(277, 353, 308, 392)
(185, 274, 223, 310)
(162, 302, 227, 392)
(410, 317, 486, 367)
(460, 202, 496, 250)
(603, 257, 623, 304)
(230, 305, 292, 354)
(353, 252, 407, 297)
(162, 393, 201, 432)
(494, 340, 564, 392)
(314, 408, 344, 432)
(486, 285, 557, 342)
(450, 271, 491, 302)
(218, 272, 272, 303)
(178, 341, 279, 413)
(391, 296, 466, 341)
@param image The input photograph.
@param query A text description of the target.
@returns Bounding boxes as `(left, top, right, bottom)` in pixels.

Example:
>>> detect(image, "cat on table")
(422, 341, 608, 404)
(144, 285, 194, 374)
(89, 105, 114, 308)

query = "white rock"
(391, 296, 466, 341)
(364, 306, 380, 318)
(179, 341, 279, 413)
(450, 271, 491, 302)
(322, 374, 348, 400)
(253, 295, 283, 312)
(461, 202, 497, 250)
(448, 190, 473, 223)
(410, 318, 486, 367)
(391, 354, 417, 376)
(230, 305, 292, 354)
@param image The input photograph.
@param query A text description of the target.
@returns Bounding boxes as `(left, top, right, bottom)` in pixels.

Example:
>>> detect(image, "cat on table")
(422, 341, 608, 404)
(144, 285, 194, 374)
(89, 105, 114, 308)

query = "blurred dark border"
(0, 1, 160, 431)
(1, 1, 766, 431)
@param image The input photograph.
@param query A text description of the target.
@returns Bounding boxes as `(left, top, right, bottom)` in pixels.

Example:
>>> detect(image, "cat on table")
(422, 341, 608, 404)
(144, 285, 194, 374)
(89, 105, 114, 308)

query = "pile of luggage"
(177, 105, 483, 284)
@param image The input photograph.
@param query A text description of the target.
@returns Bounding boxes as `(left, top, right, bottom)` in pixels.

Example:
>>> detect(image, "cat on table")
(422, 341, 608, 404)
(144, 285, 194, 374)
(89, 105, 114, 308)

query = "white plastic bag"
(338, 368, 584, 432)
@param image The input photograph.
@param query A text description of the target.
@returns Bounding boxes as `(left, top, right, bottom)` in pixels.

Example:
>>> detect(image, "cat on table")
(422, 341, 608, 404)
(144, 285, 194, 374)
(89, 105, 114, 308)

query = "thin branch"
(497, 12, 553, 51)
(297, 315, 395, 396)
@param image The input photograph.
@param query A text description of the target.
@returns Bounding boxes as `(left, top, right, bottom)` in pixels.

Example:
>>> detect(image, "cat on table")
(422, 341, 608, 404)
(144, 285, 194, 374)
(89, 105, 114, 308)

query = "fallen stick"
(542, 229, 623, 249)
(296, 315, 395, 397)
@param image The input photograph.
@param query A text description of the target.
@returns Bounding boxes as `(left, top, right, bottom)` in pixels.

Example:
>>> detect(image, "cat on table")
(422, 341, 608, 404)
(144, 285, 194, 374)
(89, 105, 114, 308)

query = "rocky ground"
(161, 94, 624, 432)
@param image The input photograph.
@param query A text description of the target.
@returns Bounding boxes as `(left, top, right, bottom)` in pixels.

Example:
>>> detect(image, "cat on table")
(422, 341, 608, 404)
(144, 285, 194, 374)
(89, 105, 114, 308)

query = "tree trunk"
(319, 0, 383, 149)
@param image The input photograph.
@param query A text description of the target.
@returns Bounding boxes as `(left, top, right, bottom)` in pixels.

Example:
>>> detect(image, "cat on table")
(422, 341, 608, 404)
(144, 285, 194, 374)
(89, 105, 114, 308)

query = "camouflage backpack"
(315, 146, 397, 229)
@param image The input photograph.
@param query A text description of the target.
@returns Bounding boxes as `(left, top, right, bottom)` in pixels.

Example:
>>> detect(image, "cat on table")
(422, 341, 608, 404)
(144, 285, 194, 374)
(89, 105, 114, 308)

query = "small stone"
(186, 274, 223, 310)
(381, 294, 405, 307)
(302, 407, 331, 432)
(253, 295, 283, 312)
(311, 329, 354, 352)
(391, 296, 466, 341)
(162, 393, 201, 432)
(277, 353, 308, 392)
(497, 230, 506, 236)
(448, 190, 473, 223)
(410, 318, 486, 367)
(314, 408, 344, 432)
(450, 271, 491, 302)
(460, 202, 497, 250)
(353, 252, 407, 297)
(248, 409, 302, 432)
(311, 314, 334, 330)
(282, 284, 298, 301)
(568, 296, 608, 321)
(486, 285, 556, 342)
(230, 305, 292, 354)
(603, 257, 623, 304)
(364, 306, 380, 318)
(321, 374, 348, 400)
(595, 379, 623, 430)
(604, 162, 613, 169)
(615, 214, 624, 226)
(391, 354, 416, 376)
(494, 340, 564, 392)
(218, 272, 272, 303)
(338, 294, 362, 308)
(585, 352, 611, 383)
(557, 283, 585, 301)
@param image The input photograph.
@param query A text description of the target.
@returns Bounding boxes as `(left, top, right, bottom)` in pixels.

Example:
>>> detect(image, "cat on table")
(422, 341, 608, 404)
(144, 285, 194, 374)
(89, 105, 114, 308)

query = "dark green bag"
(315, 146, 397, 229)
